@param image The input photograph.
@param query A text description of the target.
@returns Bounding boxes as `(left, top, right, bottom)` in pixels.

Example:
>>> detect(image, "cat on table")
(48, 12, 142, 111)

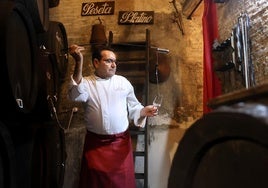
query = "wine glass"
(151, 94, 163, 126)
(153, 94, 163, 109)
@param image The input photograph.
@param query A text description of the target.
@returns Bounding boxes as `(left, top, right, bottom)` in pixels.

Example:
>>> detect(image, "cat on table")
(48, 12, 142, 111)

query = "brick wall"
(216, 0, 268, 93)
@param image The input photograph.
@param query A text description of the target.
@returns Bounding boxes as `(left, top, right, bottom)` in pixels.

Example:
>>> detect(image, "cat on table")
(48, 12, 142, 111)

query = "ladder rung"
(135, 173, 145, 179)
(130, 129, 146, 135)
(133, 151, 145, 156)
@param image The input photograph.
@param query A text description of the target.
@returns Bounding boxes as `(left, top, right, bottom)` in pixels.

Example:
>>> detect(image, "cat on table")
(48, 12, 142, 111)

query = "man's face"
(94, 50, 117, 79)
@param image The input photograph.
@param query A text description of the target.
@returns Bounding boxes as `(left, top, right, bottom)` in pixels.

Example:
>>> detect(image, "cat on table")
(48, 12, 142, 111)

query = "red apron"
(79, 130, 136, 188)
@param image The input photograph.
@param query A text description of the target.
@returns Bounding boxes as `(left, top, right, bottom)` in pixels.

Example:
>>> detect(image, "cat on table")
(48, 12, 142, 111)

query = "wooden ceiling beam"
(182, 0, 203, 19)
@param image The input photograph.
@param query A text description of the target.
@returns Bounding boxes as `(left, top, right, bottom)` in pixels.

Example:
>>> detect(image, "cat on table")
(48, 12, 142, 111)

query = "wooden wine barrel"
(0, 121, 16, 188)
(2, 121, 66, 188)
(42, 21, 69, 81)
(31, 122, 66, 188)
(15, 0, 49, 33)
(0, 1, 39, 121)
(32, 48, 60, 121)
(168, 103, 268, 188)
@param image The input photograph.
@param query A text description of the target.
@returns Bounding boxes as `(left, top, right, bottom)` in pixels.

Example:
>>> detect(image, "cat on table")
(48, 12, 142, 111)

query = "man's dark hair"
(91, 45, 114, 62)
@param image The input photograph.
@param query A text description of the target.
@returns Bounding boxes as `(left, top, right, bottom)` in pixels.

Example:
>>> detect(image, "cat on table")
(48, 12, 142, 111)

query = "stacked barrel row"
(0, 0, 67, 188)
(0, 0, 68, 122)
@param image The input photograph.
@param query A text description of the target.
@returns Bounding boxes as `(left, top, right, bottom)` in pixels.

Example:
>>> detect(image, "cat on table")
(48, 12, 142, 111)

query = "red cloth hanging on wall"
(202, 0, 222, 113)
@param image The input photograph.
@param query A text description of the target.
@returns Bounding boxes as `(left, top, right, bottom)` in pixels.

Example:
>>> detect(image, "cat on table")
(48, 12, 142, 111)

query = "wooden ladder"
(108, 29, 150, 188)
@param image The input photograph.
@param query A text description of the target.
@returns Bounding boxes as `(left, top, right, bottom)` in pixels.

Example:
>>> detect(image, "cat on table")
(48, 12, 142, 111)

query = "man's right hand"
(69, 44, 85, 84)
(69, 44, 85, 62)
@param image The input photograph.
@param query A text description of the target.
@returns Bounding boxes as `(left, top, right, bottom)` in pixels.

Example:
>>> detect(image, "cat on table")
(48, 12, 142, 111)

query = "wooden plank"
(207, 84, 268, 109)
(182, 0, 203, 19)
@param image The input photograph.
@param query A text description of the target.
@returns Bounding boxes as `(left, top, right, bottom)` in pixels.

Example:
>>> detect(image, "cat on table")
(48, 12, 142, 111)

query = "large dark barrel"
(15, 0, 49, 33)
(0, 2, 39, 121)
(0, 120, 66, 188)
(0, 121, 17, 188)
(42, 21, 69, 81)
(168, 103, 268, 188)
(9, 122, 35, 188)
(31, 122, 66, 188)
(32, 48, 60, 121)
